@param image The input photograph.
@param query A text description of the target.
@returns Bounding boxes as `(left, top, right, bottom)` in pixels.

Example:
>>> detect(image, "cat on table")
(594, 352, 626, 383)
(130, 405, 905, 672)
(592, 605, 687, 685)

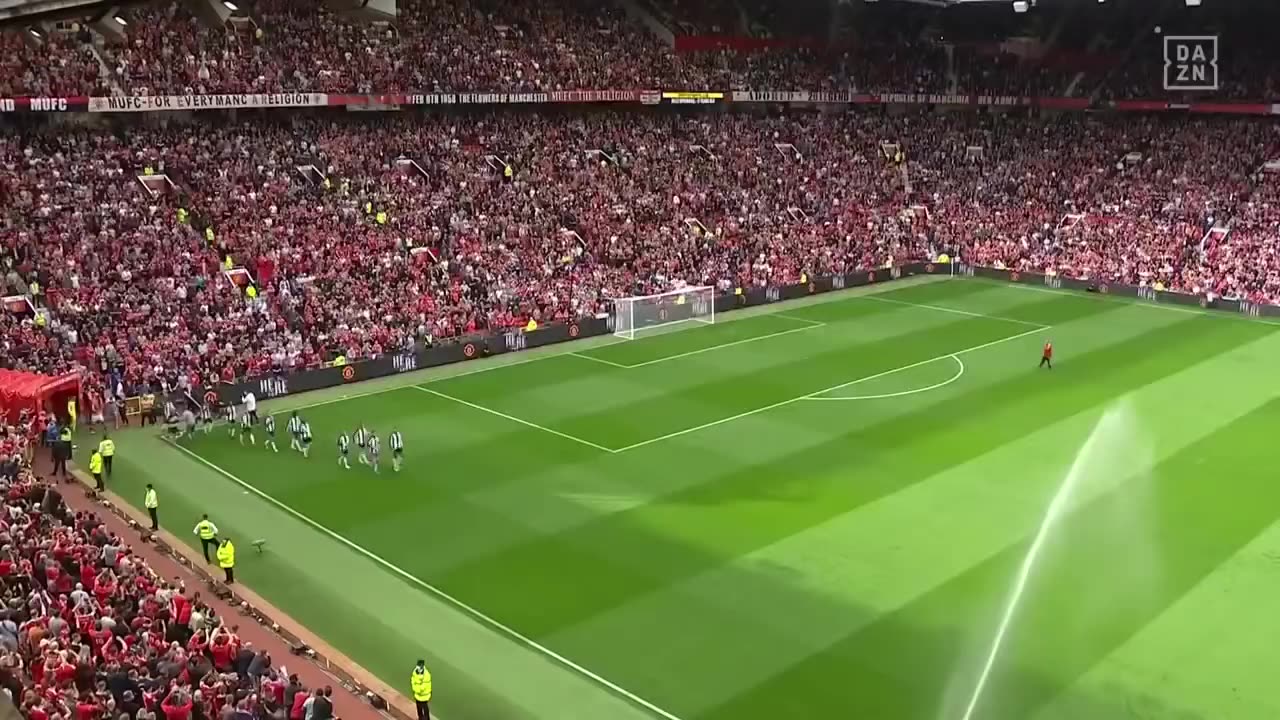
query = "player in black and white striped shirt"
(299, 419, 313, 458)
(225, 404, 238, 438)
(238, 410, 255, 446)
(337, 431, 351, 469)
(354, 425, 370, 466)
(287, 412, 302, 452)
(389, 429, 404, 473)
(368, 431, 381, 474)
(200, 403, 214, 434)
(263, 415, 279, 453)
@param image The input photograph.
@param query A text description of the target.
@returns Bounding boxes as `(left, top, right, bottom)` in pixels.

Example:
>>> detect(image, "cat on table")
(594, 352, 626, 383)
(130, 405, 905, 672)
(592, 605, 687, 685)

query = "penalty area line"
(804, 354, 965, 401)
(412, 386, 619, 454)
(572, 316, 826, 369)
(164, 441, 684, 720)
(614, 325, 1045, 453)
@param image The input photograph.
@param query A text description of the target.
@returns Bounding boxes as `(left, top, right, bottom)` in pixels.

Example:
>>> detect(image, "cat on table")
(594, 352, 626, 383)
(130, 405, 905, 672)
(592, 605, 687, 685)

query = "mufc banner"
(89, 93, 328, 112)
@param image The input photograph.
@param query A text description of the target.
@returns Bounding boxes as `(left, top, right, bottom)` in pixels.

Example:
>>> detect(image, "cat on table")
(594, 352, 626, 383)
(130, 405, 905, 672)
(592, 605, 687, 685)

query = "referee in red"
(1039, 340, 1053, 369)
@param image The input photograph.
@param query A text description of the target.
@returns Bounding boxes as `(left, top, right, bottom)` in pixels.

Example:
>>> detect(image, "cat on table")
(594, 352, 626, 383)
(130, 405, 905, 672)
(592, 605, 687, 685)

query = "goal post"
(613, 286, 716, 340)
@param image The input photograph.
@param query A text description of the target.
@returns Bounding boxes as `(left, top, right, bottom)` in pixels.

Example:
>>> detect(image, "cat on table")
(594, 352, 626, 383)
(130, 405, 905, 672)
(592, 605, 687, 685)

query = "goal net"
(614, 286, 716, 340)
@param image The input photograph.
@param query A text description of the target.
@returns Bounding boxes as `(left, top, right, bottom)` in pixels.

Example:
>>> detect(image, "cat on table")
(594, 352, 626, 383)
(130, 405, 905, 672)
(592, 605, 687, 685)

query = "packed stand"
(0, 449, 339, 720)
(0, 29, 109, 98)
(16, 0, 1062, 97)
(3, 110, 1279, 387)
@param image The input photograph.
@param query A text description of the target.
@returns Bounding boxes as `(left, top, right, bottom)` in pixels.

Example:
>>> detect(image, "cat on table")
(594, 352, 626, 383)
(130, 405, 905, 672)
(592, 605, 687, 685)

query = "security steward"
(144, 484, 159, 530)
(193, 515, 220, 563)
(98, 434, 115, 478)
(53, 424, 72, 479)
(410, 660, 432, 720)
(216, 537, 236, 584)
(88, 448, 104, 491)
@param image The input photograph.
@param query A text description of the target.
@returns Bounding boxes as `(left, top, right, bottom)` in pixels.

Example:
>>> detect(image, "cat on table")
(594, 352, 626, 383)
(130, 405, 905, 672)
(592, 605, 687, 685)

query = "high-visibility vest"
(29, 281, 39, 295)
(216, 541, 235, 569)
(375, 211, 387, 225)
(144, 166, 154, 176)
(503, 165, 512, 179)
(223, 256, 234, 271)
(195, 521, 217, 540)
(177, 208, 189, 224)
(246, 286, 258, 300)
(332, 355, 347, 366)
(88, 452, 103, 475)
(59, 428, 71, 442)
(144, 489, 158, 509)
(98, 439, 115, 457)
(410, 667, 432, 702)
(525, 319, 538, 332)
(205, 227, 215, 243)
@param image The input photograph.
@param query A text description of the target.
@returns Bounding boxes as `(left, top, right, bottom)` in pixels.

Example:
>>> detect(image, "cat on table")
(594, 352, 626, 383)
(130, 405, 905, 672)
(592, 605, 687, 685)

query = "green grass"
(98, 278, 1280, 720)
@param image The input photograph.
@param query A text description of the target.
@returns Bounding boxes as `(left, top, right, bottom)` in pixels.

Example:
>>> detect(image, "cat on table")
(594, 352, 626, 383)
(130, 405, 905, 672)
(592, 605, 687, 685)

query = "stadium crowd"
(3, 0, 1278, 101)
(0, 452, 339, 720)
(3, 107, 1278, 388)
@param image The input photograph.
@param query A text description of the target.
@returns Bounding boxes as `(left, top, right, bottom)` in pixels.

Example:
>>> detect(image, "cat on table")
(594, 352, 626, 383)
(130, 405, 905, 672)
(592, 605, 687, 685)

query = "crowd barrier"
(209, 263, 934, 404)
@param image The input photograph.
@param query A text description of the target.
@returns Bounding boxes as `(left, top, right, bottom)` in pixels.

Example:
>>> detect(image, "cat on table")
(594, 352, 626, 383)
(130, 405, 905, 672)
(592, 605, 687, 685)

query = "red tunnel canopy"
(0, 369, 80, 424)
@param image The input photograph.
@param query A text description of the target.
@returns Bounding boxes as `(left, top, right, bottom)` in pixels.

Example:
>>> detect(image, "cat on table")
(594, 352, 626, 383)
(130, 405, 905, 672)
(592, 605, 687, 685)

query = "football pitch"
(106, 276, 1280, 720)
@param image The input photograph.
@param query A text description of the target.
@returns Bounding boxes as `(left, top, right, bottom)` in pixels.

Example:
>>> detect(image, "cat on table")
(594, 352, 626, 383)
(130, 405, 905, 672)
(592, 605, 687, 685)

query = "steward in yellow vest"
(216, 538, 236, 584)
(88, 450, 104, 491)
(144, 484, 159, 530)
(410, 660, 432, 718)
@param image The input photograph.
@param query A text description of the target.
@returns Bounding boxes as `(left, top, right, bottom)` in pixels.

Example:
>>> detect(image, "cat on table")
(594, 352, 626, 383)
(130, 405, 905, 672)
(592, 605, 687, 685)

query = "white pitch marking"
(617, 322, 826, 369)
(1001, 281, 1280, 326)
(859, 294, 1050, 328)
(612, 326, 1045, 453)
(568, 352, 631, 368)
(572, 317, 826, 369)
(804, 355, 965, 401)
(412, 386, 618, 454)
(164, 443, 683, 720)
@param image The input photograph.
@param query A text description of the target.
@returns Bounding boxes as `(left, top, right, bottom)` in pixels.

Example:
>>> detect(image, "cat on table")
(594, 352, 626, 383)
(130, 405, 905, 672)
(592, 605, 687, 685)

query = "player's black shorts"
(302, 437, 312, 446)
(393, 449, 403, 457)
(340, 447, 348, 455)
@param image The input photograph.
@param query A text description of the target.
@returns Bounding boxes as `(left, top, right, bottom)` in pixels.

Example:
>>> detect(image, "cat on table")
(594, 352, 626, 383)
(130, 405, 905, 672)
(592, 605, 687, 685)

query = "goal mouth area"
(613, 286, 717, 341)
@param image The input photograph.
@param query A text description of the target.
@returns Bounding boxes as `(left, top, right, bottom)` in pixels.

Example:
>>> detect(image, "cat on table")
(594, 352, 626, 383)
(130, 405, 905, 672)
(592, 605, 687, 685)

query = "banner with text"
(1, 90, 1272, 116)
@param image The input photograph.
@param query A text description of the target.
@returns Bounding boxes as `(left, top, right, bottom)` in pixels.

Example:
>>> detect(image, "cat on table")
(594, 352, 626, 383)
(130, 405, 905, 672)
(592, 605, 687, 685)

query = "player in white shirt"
(238, 411, 255, 446)
(368, 431, 381, 474)
(262, 415, 279, 453)
(241, 391, 258, 424)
